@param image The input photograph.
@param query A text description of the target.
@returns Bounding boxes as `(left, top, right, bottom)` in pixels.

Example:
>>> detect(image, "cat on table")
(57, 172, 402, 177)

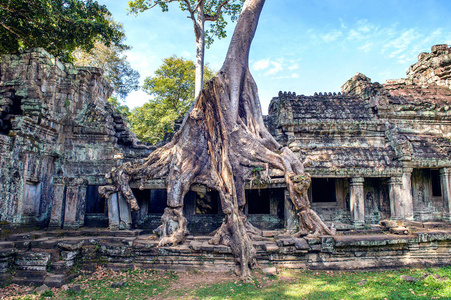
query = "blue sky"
(97, 0, 451, 114)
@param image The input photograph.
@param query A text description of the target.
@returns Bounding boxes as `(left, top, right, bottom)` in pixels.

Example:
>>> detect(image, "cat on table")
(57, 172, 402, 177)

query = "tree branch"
(0, 2, 53, 32)
(130, 0, 180, 12)
(204, 0, 231, 21)
(182, 0, 196, 22)
(0, 23, 33, 48)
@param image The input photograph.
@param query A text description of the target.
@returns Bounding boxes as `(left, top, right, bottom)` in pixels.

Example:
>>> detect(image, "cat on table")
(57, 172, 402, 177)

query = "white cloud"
(356, 19, 375, 33)
(321, 30, 342, 43)
(347, 29, 364, 41)
(267, 61, 283, 75)
(346, 19, 377, 41)
(126, 51, 154, 71)
(180, 51, 193, 59)
(253, 58, 301, 77)
(358, 42, 374, 53)
(288, 63, 299, 70)
(383, 29, 420, 63)
(339, 18, 347, 30)
(253, 58, 271, 71)
(124, 90, 151, 109)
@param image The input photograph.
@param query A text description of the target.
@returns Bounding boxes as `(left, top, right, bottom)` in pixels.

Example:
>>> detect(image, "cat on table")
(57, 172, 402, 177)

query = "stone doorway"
(412, 169, 444, 221)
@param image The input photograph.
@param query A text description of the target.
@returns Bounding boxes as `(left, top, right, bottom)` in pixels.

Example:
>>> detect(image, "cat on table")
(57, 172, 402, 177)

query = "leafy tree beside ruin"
(128, 0, 245, 98)
(73, 39, 140, 100)
(129, 56, 214, 144)
(0, 0, 125, 61)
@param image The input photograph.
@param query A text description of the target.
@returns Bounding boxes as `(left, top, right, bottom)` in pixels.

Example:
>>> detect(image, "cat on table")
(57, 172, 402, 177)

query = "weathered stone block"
(60, 250, 79, 261)
(264, 243, 279, 252)
(15, 252, 51, 271)
(294, 238, 310, 250)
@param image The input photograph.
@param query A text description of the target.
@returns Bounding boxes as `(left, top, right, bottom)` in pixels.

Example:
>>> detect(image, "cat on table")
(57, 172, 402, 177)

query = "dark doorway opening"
(85, 185, 106, 214)
(195, 190, 220, 215)
(311, 178, 336, 203)
(150, 189, 167, 214)
(431, 170, 442, 197)
(84, 185, 108, 227)
(246, 189, 271, 214)
(0, 90, 23, 135)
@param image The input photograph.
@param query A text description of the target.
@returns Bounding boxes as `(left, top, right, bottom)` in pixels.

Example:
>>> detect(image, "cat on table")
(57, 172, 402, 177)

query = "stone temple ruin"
(1, 45, 451, 286)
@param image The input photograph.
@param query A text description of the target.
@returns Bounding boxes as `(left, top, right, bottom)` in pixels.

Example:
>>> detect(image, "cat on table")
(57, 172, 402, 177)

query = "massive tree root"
(99, 0, 332, 280)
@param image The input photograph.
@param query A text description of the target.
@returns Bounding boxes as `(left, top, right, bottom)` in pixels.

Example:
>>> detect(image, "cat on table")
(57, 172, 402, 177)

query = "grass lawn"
(1, 266, 451, 299)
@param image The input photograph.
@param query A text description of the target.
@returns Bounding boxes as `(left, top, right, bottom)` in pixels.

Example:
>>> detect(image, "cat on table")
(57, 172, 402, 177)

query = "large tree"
(73, 41, 140, 99)
(101, 0, 332, 280)
(129, 56, 214, 144)
(0, 0, 125, 60)
(128, 0, 245, 98)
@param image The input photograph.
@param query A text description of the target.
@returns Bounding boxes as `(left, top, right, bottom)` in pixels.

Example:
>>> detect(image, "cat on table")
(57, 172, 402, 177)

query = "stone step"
(0, 241, 14, 249)
(15, 252, 51, 271)
(12, 271, 71, 288)
(13, 269, 47, 285)
(44, 273, 72, 288)
(49, 260, 74, 274)
(14, 240, 31, 250)
(423, 222, 450, 229)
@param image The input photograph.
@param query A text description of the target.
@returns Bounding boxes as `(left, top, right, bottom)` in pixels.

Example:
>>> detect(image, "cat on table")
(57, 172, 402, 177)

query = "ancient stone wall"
(1, 227, 451, 286)
(0, 48, 152, 227)
(407, 44, 451, 89)
(267, 44, 451, 227)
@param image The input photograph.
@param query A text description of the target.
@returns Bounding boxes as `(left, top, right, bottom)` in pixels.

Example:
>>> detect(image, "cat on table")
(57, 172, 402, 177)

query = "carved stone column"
(440, 168, 451, 222)
(350, 177, 365, 228)
(49, 177, 66, 229)
(284, 189, 297, 231)
(106, 193, 132, 230)
(388, 177, 404, 220)
(401, 169, 414, 221)
(108, 193, 120, 230)
(63, 178, 88, 229)
(118, 193, 132, 229)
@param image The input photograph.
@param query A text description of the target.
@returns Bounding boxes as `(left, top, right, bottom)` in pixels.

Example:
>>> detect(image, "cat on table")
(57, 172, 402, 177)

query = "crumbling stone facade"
(1, 46, 451, 287)
(268, 44, 451, 228)
(0, 48, 152, 229)
(1, 45, 451, 234)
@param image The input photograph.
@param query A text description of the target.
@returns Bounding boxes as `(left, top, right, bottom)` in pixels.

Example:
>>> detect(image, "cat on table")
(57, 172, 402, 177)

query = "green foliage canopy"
(128, 0, 245, 48)
(108, 97, 131, 117)
(0, 0, 125, 60)
(129, 56, 215, 144)
(73, 41, 140, 99)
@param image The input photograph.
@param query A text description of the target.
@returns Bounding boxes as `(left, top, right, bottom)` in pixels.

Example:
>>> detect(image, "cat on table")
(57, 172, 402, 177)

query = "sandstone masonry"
(0, 48, 152, 228)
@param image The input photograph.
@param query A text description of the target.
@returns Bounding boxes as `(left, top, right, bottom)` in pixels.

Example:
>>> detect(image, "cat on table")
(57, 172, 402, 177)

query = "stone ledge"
(1, 229, 451, 287)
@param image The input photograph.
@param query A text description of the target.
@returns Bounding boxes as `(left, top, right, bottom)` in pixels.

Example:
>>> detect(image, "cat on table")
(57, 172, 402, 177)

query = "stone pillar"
(118, 193, 132, 229)
(440, 168, 451, 222)
(350, 178, 365, 228)
(63, 178, 88, 229)
(401, 169, 414, 221)
(108, 193, 120, 230)
(389, 169, 414, 221)
(388, 177, 404, 220)
(49, 177, 66, 229)
(284, 189, 297, 231)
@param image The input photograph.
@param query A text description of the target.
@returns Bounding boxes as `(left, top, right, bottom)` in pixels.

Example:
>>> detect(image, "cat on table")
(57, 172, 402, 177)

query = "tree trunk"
(100, 0, 332, 281)
(194, 1, 205, 99)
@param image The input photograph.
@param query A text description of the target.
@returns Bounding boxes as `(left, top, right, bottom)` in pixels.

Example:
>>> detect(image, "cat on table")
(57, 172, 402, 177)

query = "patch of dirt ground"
(153, 270, 237, 299)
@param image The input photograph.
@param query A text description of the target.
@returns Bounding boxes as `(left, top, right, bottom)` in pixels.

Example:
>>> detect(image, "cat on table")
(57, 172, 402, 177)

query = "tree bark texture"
(100, 0, 332, 280)
(194, 1, 205, 99)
